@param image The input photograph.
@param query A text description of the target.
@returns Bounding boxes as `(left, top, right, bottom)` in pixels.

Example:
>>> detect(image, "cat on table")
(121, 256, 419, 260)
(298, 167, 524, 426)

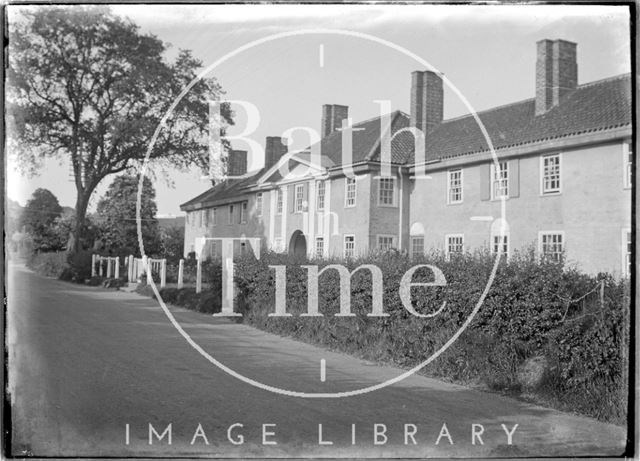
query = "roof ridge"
(576, 72, 631, 89)
(438, 72, 630, 125)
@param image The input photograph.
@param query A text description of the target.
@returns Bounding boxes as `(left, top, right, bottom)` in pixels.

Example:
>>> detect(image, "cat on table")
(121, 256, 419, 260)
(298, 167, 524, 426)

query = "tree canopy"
(8, 6, 233, 252)
(96, 175, 161, 257)
(21, 188, 64, 251)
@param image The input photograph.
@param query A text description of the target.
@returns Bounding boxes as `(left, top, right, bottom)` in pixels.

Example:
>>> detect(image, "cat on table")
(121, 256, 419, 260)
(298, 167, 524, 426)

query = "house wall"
(183, 193, 269, 258)
(409, 139, 631, 275)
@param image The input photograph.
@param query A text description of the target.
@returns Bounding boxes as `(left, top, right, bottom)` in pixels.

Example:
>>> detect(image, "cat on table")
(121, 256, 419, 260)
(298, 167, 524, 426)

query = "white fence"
(93, 254, 167, 288)
(92, 255, 120, 278)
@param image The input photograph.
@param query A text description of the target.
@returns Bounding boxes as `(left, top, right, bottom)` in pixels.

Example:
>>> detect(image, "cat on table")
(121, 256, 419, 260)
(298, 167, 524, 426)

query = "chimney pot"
(321, 104, 349, 138)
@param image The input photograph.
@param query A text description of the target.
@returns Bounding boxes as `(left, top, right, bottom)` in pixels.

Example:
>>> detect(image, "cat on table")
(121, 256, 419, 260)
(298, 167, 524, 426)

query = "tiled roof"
(397, 73, 632, 163)
(179, 169, 265, 209)
(181, 73, 631, 210)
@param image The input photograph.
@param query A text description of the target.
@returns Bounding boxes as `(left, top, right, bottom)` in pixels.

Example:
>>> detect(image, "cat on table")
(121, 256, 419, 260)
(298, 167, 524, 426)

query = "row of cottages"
(180, 39, 632, 277)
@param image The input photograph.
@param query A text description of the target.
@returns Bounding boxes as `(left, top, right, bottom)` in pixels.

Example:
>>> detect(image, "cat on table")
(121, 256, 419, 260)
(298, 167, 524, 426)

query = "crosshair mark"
(319, 44, 325, 68)
(320, 359, 326, 382)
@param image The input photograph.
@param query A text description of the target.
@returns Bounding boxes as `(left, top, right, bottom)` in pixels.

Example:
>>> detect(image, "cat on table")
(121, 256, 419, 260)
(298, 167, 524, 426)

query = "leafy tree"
(7, 6, 233, 252)
(21, 188, 64, 251)
(96, 175, 160, 257)
(159, 225, 185, 264)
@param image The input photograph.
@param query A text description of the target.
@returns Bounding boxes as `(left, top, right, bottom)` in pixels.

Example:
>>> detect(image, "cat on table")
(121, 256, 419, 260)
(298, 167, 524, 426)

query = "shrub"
(26, 251, 68, 278)
(66, 250, 93, 282)
(233, 249, 629, 423)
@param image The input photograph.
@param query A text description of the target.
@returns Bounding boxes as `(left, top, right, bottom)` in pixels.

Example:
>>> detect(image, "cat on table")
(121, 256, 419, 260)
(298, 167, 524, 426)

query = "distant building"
(181, 39, 632, 277)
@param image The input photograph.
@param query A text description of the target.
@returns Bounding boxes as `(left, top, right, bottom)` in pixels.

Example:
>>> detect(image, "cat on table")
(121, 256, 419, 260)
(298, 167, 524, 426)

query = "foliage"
(232, 249, 629, 423)
(64, 249, 94, 282)
(158, 225, 184, 264)
(95, 175, 161, 257)
(7, 5, 233, 252)
(21, 188, 64, 251)
(26, 251, 68, 277)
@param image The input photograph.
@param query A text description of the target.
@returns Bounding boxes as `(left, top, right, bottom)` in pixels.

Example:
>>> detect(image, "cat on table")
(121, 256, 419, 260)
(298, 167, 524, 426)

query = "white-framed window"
(228, 205, 234, 225)
(447, 169, 463, 204)
(316, 180, 326, 211)
(378, 177, 395, 206)
(256, 193, 263, 217)
(491, 162, 509, 199)
(240, 201, 248, 224)
(541, 154, 561, 194)
(446, 234, 464, 258)
(411, 236, 424, 259)
(345, 178, 357, 207)
(274, 237, 283, 252)
(276, 188, 283, 215)
(196, 210, 202, 227)
(624, 142, 633, 189)
(622, 228, 631, 277)
(377, 235, 395, 251)
(539, 231, 564, 262)
(294, 184, 305, 213)
(203, 209, 209, 227)
(344, 234, 355, 258)
(315, 237, 324, 258)
(491, 234, 509, 257)
(212, 208, 217, 226)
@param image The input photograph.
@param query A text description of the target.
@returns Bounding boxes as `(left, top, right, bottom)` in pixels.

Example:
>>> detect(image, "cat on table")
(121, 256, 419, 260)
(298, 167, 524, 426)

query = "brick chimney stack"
(535, 39, 578, 115)
(264, 136, 288, 169)
(227, 149, 247, 177)
(410, 70, 443, 136)
(321, 104, 349, 138)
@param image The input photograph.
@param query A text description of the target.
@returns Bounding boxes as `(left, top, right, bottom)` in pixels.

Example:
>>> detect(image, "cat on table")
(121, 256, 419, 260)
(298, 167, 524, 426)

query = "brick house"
(180, 39, 632, 276)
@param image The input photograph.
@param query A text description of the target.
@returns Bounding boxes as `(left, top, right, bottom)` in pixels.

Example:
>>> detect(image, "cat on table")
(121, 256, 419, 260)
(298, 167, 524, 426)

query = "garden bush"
(233, 248, 629, 424)
(26, 251, 68, 278)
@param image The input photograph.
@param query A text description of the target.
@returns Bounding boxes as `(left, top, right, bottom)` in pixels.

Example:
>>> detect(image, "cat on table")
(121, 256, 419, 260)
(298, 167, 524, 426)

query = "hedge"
(229, 248, 629, 424)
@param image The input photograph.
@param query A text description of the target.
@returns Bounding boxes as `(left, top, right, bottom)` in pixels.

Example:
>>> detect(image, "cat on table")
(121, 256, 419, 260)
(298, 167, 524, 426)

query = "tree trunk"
(72, 193, 90, 253)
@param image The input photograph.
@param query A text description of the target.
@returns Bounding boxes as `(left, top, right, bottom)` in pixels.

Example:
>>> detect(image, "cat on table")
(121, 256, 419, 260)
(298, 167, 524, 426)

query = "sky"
(6, 4, 631, 216)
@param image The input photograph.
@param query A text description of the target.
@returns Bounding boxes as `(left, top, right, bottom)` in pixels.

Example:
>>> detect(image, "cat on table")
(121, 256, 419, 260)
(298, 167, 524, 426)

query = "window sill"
(447, 201, 463, 206)
(540, 191, 561, 197)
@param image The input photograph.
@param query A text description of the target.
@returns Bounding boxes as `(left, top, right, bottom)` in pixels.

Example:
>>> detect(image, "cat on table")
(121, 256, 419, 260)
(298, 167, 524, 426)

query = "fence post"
(143, 255, 150, 284)
(91, 254, 96, 277)
(161, 259, 166, 289)
(178, 259, 184, 289)
(107, 258, 112, 278)
(115, 258, 120, 279)
(128, 255, 134, 281)
(196, 258, 202, 294)
(99, 256, 103, 277)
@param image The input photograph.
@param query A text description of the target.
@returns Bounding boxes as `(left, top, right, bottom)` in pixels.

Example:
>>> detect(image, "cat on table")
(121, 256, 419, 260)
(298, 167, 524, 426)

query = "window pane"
(315, 237, 324, 258)
(378, 178, 394, 205)
(543, 155, 561, 193)
(346, 178, 356, 206)
(294, 184, 304, 212)
(411, 237, 424, 259)
(344, 235, 355, 257)
(448, 169, 462, 203)
(493, 162, 508, 198)
(317, 181, 325, 211)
